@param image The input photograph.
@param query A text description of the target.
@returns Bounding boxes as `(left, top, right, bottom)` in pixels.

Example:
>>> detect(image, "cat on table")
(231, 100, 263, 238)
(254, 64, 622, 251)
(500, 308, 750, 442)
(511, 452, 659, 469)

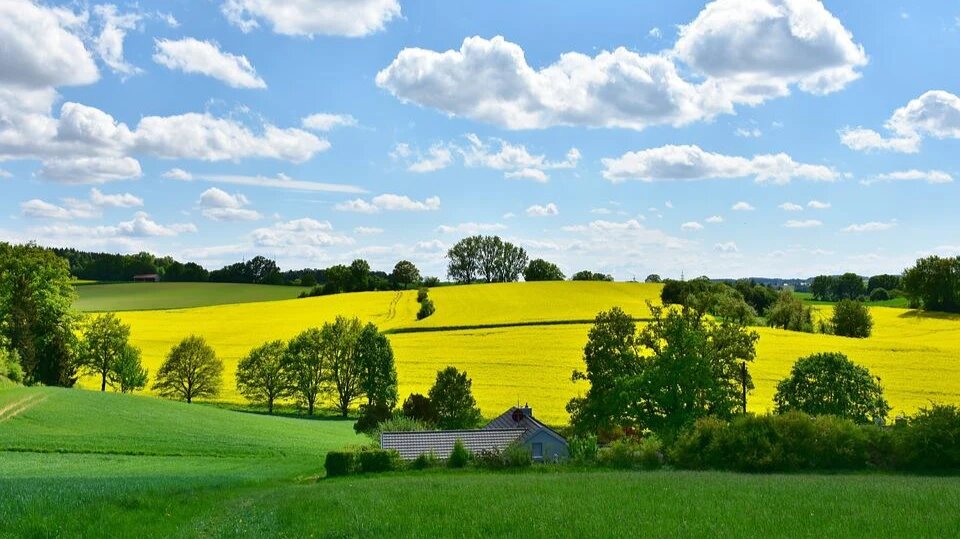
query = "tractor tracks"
(0, 393, 47, 423)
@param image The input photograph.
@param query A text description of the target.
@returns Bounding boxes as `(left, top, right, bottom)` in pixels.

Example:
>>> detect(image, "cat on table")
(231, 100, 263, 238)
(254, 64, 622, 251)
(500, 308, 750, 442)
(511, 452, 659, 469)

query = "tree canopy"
(429, 366, 483, 429)
(831, 299, 873, 338)
(447, 235, 528, 284)
(391, 260, 421, 289)
(774, 352, 890, 423)
(236, 340, 290, 414)
(77, 313, 133, 392)
(523, 259, 565, 281)
(903, 255, 960, 312)
(152, 335, 223, 403)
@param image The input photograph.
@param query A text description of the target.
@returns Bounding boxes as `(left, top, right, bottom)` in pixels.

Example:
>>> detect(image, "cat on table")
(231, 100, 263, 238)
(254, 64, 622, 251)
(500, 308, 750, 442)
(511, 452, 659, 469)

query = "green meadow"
(74, 282, 310, 312)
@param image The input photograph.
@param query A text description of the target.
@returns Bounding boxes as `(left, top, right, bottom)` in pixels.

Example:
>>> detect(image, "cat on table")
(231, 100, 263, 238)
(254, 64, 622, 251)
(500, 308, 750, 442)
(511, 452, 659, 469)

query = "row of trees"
(902, 255, 960, 312)
(53, 248, 208, 282)
(569, 302, 891, 442)
(446, 236, 616, 284)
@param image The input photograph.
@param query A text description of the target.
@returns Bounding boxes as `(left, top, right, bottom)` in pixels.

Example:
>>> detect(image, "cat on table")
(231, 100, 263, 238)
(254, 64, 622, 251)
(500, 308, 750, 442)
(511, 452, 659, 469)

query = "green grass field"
(2, 387, 959, 537)
(74, 282, 310, 312)
(795, 291, 910, 308)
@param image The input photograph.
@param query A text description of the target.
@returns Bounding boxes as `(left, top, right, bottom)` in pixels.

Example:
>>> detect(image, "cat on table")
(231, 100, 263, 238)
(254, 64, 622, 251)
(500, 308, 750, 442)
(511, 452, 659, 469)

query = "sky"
(1, 0, 959, 280)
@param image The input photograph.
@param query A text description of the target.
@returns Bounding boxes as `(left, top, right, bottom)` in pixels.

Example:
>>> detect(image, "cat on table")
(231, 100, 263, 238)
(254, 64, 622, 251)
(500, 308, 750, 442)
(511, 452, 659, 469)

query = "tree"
(322, 316, 364, 417)
(236, 340, 290, 413)
(349, 259, 371, 292)
(429, 367, 482, 429)
(0, 242, 78, 386)
(446, 235, 528, 284)
(567, 307, 640, 434)
(77, 313, 131, 392)
(356, 323, 398, 409)
(902, 256, 960, 312)
(831, 299, 873, 338)
(869, 288, 890, 302)
(868, 274, 901, 293)
(523, 259, 565, 281)
(836, 272, 866, 300)
(626, 305, 758, 436)
(108, 345, 148, 393)
(774, 352, 890, 423)
(284, 328, 326, 415)
(645, 274, 662, 283)
(809, 275, 837, 301)
(766, 291, 814, 333)
(324, 264, 351, 294)
(152, 335, 223, 403)
(571, 270, 614, 282)
(401, 393, 436, 424)
(446, 236, 482, 284)
(391, 260, 421, 289)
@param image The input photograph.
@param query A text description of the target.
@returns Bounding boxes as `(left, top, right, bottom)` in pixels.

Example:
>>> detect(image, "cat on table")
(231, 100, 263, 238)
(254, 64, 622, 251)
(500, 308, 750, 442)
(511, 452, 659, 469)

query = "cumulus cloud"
(601, 144, 837, 184)
(37, 156, 142, 184)
(403, 144, 454, 173)
(163, 168, 193, 180)
(714, 241, 738, 253)
(20, 199, 93, 220)
(302, 113, 358, 131)
(436, 222, 507, 234)
(808, 200, 831, 209)
(94, 4, 143, 77)
(377, 1, 866, 130)
(840, 91, 960, 152)
(705, 215, 724, 223)
(153, 38, 266, 89)
(20, 187, 143, 220)
(30, 212, 196, 238)
(843, 220, 897, 233)
(681, 221, 704, 231)
(250, 218, 353, 248)
(90, 188, 143, 208)
(222, 0, 401, 37)
(779, 202, 803, 211)
(336, 194, 441, 213)
(526, 203, 559, 217)
(732, 201, 755, 211)
(862, 169, 954, 185)
(784, 219, 822, 228)
(354, 226, 384, 235)
(199, 187, 262, 221)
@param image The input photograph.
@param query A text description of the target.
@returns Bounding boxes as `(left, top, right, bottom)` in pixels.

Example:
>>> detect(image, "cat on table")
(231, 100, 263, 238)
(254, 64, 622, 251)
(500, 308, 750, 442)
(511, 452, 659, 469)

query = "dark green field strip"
(385, 317, 653, 334)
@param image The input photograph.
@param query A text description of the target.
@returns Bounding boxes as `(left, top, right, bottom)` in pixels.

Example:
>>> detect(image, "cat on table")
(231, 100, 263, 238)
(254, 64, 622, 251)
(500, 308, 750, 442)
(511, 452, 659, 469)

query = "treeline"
(447, 235, 613, 284)
(809, 272, 901, 302)
(54, 248, 209, 282)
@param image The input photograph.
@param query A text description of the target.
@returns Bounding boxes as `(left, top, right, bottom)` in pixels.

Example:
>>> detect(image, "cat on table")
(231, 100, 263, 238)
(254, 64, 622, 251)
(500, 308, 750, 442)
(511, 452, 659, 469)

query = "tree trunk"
(268, 398, 273, 414)
(101, 375, 106, 392)
(308, 400, 314, 416)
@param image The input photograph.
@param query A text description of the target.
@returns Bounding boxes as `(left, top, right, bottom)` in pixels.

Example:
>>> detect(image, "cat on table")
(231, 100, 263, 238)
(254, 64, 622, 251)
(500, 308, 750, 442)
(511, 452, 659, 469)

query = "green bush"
(476, 443, 533, 470)
(417, 298, 436, 320)
(569, 434, 599, 463)
(894, 404, 960, 471)
(416, 287, 429, 303)
(324, 451, 357, 478)
(448, 438, 470, 468)
(371, 416, 430, 445)
(354, 403, 393, 434)
(358, 449, 401, 473)
(831, 299, 873, 338)
(598, 437, 663, 470)
(0, 348, 24, 384)
(411, 451, 440, 470)
(869, 288, 890, 302)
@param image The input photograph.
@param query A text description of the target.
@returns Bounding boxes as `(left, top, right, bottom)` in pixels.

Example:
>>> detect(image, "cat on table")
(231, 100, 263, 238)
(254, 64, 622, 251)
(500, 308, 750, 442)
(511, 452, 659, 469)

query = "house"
(381, 405, 569, 462)
(132, 274, 160, 282)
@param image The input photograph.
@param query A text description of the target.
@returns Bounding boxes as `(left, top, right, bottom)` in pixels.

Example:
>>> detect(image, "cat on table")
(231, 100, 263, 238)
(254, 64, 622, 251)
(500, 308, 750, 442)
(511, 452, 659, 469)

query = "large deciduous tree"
(523, 259, 565, 281)
(284, 328, 326, 415)
(391, 260, 421, 289)
(322, 316, 364, 418)
(356, 323, 398, 409)
(0, 242, 78, 386)
(108, 345, 148, 394)
(774, 352, 890, 424)
(831, 299, 873, 338)
(429, 366, 482, 429)
(446, 235, 527, 284)
(152, 335, 222, 403)
(902, 256, 960, 312)
(766, 291, 814, 333)
(236, 340, 290, 414)
(77, 313, 132, 392)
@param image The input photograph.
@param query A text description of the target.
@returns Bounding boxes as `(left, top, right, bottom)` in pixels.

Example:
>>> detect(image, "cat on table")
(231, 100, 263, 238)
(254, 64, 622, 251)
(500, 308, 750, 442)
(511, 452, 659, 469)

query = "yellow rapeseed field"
(86, 283, 960, 425)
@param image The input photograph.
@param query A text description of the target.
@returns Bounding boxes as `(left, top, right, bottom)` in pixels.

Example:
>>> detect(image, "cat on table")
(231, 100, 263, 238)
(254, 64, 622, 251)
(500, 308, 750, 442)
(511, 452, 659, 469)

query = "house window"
(532, 442, 543, 459)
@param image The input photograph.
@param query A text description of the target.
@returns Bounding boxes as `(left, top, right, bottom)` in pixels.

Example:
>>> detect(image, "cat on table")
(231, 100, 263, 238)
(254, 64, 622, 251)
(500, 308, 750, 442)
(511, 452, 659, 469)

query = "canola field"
(88, 282, 960, 425)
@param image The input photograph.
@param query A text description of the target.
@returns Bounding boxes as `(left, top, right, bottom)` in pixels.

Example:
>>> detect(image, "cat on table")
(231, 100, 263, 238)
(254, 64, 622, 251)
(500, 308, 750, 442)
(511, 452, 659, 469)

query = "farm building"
(381, 406, 568, 462)
(132, 274, 160, 282)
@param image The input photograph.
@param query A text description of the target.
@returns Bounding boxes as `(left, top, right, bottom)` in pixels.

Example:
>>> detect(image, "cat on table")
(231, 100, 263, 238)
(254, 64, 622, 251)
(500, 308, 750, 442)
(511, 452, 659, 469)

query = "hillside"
(64, 281, 960, 424)
(74, 282, 311, 312)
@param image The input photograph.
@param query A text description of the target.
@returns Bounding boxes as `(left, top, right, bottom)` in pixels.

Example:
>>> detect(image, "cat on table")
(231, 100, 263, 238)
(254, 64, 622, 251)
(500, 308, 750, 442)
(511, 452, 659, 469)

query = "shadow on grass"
(896, 309, 960, 321)
(203, 402, 356, 423)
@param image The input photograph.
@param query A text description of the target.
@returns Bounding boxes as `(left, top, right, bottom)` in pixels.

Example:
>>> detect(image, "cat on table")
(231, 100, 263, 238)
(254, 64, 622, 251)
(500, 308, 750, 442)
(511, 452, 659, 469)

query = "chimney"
(521, 403, 532, 418)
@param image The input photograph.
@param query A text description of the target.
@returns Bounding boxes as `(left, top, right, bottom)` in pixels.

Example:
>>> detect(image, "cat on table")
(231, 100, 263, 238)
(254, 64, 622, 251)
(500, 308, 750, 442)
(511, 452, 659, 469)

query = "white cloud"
(90, 188, 142, 208)
(705, 215, 724, 223)
(377, 2, 865, 130)
(681, 221, 704, 231)
(30, 212, 196, 238)
(807, 200, 831, 209)
(336, 194, 441, 213)
(171, 171, 364, 193)
(784, 219, 822, 228)
(115, 212, 197, 237)
(840, 91, 960, 153)
(602, 144, 837, 185)
(649, 27, 662, 39)
(198, 187, 262, 221)
(354, 226, 384, 235)
(94, 5, 142, 77)
(21, 199, 86, 220)
(153, 38, 266, 89)
(250, 218, 353, 248)
(734, 127, 762, 138)
(526, 203, 559, 217)
(0, 169, 12, 178)
(0, 1, 98, 89)
(779, 202, 804, 211)
(436, 222, 507, 234)
(843, 221, 897, 233)
(732, 201, 755, 211)
(302, 113, 358, 131)
(407, 145, 453, 173)
(222, 0, 401, 37)
(863, 169, 954, 185)
(714, 241, 738, 253)
(37, 156, 142, 184)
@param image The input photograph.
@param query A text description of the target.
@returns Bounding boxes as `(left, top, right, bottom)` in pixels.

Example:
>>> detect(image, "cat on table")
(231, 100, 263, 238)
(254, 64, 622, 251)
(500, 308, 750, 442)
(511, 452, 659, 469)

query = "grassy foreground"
(74, 282, 310, 312)
(2, 387, 959, 538)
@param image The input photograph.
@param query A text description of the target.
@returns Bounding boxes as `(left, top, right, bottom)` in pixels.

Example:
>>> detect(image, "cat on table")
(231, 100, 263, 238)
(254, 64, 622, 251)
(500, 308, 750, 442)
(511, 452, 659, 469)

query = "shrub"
(0, 348, 23, 384)
(568, 434, 599, 463)
(417, 298, 436, 320)
(400, 393, 436, 425)
(598, 437, 662, 470)
(371, 416, 430, 445)
(475, 443, 533, 470)
(358, 449, 401, 473)
(894, 404, 960, 471)
(766, 291, 813, 333)
(411, 451, 440, 470)
(423, 276, 441, 287)
(448, 438, 470, 468)
(416, 287, 429, 303)
(831, 299, 873, 338)
(869, 288, 890, 302)
(354, 402, 394, 434)
(324, 451, 357, 477)
(774, 352, 890, 423)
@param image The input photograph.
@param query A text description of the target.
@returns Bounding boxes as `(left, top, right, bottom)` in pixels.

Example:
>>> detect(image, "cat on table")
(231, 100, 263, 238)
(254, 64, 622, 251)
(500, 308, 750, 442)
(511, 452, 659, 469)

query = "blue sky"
(2, 0, 959, 279)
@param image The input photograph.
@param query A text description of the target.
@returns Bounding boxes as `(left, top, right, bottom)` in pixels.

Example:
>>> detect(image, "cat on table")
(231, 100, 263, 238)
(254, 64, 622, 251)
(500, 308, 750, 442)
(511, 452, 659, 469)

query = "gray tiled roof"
(381, 429, 526, 460)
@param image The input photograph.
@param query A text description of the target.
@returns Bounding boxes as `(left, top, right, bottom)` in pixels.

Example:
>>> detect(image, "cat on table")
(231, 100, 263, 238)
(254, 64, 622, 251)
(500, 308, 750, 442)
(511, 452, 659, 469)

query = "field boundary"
(385, 317, 652, 335)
